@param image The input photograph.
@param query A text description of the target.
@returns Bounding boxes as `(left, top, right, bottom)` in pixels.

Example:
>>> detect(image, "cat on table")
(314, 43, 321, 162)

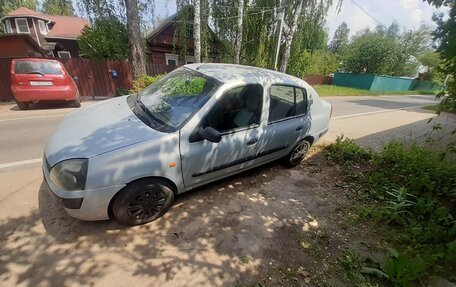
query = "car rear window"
(14, 60, 62, 75)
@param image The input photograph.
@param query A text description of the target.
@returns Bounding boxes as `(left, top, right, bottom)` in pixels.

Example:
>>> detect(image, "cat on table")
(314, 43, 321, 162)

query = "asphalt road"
(0, 94, 439, 166)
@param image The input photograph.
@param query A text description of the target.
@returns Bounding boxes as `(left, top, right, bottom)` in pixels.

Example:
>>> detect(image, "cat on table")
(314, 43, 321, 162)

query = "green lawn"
(314, 85, 436, 97)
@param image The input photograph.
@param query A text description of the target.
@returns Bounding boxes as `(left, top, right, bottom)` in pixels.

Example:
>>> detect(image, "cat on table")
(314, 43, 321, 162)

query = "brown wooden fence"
(304, 74, 333, 86)
(0, 58, 173, 101)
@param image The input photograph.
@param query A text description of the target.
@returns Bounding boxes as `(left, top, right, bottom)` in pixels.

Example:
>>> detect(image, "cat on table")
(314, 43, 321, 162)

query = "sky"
(326, 0, 449, 39)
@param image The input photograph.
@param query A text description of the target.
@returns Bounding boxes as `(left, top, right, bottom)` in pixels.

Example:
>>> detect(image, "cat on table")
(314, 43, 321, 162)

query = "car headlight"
(49, 159, 88, 191)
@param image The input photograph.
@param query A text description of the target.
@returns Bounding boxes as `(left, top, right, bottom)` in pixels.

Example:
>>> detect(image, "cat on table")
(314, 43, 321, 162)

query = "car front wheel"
(112, 179, 174, 226)
(282, 139, 311, 167)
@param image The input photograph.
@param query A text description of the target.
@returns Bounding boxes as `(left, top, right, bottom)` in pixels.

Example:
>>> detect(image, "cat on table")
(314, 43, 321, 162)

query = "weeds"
(326, 136, 456, 286)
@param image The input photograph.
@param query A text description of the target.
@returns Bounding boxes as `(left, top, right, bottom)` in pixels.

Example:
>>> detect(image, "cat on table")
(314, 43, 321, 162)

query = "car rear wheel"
(112, 179, 174, 226)
(16, 101, 30, 110)
(71, 96, 81, 108)
(282, 139, 311, 167)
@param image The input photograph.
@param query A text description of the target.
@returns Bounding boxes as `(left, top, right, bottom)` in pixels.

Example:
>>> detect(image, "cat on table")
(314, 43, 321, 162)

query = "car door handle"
(296, 125, 304, 131)
(247, 138, 258, 146)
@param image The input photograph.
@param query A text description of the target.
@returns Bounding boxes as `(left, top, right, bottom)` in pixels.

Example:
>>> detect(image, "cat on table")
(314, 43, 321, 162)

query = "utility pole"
(273, 6, 284, 71)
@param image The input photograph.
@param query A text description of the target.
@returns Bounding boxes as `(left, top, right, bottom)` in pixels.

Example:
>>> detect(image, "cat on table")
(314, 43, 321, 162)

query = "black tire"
(72, 96, 81, 108)
(282, 139, 311, 167)
(16, 101, 30, 110)
(112, 179, 174, 226)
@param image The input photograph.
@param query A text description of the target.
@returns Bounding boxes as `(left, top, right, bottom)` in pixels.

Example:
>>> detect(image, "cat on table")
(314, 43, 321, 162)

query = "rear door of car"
(11, 59, 66, 90)
(253, 84, 310, 165)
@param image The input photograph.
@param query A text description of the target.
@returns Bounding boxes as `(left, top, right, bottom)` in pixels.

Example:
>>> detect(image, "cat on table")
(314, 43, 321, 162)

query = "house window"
(38, 20, 48, 35)
(57, 51, 72, 59)
(186, 25, 193, 38)
(4, 19, 12, 33)
(165, 53, 178, 66)
(185, 56, 194, 64)
(15, 18, 30, 34)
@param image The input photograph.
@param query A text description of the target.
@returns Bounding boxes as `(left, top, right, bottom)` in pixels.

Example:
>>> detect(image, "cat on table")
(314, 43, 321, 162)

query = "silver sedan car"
(43, 64, 332, 225)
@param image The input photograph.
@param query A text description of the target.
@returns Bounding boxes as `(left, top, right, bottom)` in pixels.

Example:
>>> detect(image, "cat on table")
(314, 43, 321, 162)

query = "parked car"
(43, 64, 332, 226)
(10, 58, 80, 110)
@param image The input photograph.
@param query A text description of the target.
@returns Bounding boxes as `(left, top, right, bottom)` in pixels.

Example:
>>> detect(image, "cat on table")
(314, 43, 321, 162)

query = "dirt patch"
(0, 150, 385, 287)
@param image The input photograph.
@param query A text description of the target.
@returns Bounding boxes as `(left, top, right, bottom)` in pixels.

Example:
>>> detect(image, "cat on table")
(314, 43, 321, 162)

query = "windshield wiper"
(136, 96, 157, 128)
(26, 71, 45, 76)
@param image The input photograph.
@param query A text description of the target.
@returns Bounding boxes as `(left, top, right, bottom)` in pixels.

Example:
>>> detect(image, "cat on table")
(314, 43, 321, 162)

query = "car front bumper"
(42, 160, 125, 221)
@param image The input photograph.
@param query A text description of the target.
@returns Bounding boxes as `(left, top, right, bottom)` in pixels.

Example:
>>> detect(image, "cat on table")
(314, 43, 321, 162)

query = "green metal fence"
(333, 73, 438, 92)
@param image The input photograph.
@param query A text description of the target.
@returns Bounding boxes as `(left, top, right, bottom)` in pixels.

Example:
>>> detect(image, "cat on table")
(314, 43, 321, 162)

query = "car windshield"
(138, 68, 220, 130)
(14, 60, 62, 75)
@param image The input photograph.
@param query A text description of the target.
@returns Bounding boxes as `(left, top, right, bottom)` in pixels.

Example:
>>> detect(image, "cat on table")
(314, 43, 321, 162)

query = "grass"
(423, 104, 456, 114)
(325, 137, 456, 286)
(314, 85, 436, 97)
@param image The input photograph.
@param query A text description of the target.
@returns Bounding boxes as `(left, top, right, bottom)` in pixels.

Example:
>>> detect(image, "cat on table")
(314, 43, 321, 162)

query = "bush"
(325, 138, 456, 284)
(325, 136, 372, 165)
(129, 74, 164, 94)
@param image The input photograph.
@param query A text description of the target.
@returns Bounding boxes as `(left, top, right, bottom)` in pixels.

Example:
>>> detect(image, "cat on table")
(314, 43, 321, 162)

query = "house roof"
(145, 12, 178, 40)
(3, 7, 90, 39)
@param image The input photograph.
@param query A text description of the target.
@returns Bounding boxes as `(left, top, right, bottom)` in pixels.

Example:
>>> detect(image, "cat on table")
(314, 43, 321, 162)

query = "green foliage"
(42, 0, 74, 16)
(384, 253, 426, 287)
(0, 0, 37, 16)
(342, 24, 432, 77)
(78, 18, 128, 60)
(432, 3, 456, 112)
(287, 50, 340, 78)
(342, 32, 401, 75)
(329, 22, 350, 54)
(130, 74, 164, 94)
(325, 136, 372, 165)
(326, 137, 456, 285)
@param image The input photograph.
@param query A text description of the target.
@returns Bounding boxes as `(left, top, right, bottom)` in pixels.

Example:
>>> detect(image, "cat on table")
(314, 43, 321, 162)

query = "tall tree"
(78, 18, 128, 60)
(193, 0, 201, 63)
(0, 0, 37, 16)
(279, 0, 304, 72)
(42, 0, 74, 16)
(425, 0, 456, 111)
(125, 0, 146, 79)
(329, 22, 349, 54)
(234, 0, 244, 64)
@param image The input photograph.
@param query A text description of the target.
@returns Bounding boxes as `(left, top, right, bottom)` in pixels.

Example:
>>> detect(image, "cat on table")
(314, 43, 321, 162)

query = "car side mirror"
(198, 126, 221, 143)
(73, 76, 78, 81)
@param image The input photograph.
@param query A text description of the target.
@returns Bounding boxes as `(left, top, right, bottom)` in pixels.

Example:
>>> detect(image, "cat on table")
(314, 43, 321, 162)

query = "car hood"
(45, 96, 163, 166)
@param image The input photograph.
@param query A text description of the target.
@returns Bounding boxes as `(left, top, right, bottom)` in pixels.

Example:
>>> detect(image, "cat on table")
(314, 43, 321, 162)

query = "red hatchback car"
(10, 58, 80, 110)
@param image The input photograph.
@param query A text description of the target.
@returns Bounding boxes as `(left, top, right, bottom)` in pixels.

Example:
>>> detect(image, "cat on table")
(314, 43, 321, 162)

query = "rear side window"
(14, 61, 62, 75)
(269, 85, 307, 123)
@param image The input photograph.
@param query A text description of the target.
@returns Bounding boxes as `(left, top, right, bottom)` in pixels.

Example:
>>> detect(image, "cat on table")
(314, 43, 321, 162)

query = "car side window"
(269, 85, 307, 123)
(269, 85, 295, 122)
(295, 88, 308, 116)
(204, 84, 263, 133)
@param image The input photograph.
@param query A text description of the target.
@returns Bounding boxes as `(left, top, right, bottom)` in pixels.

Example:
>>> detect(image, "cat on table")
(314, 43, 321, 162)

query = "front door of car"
(254, 85, 310, 164)
(180, 84, 264, 188)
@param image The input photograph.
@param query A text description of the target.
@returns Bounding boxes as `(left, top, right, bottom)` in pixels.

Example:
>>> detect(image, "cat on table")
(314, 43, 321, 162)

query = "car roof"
(186, 63, 309, 88)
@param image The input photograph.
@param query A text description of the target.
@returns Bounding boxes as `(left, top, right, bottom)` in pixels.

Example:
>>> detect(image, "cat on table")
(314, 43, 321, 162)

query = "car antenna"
(196, 63, 207, 71)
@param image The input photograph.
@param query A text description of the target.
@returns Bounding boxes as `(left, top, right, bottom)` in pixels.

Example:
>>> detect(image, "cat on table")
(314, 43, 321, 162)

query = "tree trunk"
(193, 0, 201, 63)
(125, 0, 146, 79)
(234, 0, 244, 64)
(279, 0, 303, 73)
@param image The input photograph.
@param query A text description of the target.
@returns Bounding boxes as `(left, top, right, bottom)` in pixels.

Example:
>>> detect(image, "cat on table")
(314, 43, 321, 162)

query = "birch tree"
(125, 0, 146, 79)
(278, 0, 304, 72)
(234, 0, 244, 64)
(193, 0, 201, 63)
